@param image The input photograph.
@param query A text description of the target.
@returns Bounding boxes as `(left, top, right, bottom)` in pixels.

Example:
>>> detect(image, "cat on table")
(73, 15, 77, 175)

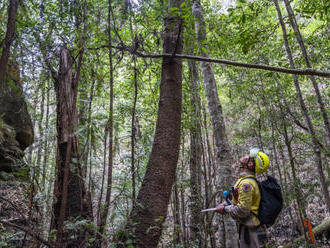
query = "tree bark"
(179, 157, 188, 247)
(42, 79, 50, 189)
(97, 0, 115, 245)
(131, 55, 138, 204)
(202, 104, 217, 248)
(273, 0, 330, 213)
(51, 48, 92, 248)
(117, 0, 183, 246)
(0, 0, 18, 86)
(187, 43, 203, 246)
(173, 178, 182, 246)
(192, 1, 238, 247)
(97, 125, 108, 226)
(96, 0, 114, 247)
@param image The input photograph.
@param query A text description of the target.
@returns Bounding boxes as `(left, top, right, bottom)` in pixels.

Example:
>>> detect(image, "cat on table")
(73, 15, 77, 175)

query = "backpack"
(247, 176, 283, 227)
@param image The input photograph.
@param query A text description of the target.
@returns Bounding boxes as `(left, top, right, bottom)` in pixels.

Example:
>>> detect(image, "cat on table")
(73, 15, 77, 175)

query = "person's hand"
(215, 204, 226, 214)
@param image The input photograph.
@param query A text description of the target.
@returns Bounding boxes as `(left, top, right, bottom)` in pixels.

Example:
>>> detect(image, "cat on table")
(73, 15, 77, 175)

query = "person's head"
(239, 149, 269, 175)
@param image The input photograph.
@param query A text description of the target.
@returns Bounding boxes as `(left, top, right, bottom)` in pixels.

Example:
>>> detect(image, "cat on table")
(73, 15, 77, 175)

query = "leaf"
(0, 242, 8, 247)
(201, 46, 208, 55)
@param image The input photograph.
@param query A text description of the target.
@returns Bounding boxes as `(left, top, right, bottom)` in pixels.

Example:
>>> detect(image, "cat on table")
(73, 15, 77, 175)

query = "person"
(216, 149, 269, 248)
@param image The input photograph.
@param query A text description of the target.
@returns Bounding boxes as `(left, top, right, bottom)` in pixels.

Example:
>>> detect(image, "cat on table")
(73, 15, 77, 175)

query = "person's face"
(240, 155, 249, 166)
(240, 154, 255, 171)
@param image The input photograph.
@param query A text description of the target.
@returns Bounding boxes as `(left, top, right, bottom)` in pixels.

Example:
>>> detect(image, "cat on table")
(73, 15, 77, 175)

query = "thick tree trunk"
(273, 0, 330, 213)
(0, 0, 18, 86)
(51, 48, 92, 248)
(192, 1, 238, 247)
(117, 0, 183, 246)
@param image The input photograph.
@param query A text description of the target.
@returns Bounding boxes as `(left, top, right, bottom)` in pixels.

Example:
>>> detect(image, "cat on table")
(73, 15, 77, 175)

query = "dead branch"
(134, 52, 330, 78)
(87, 45, 330, 78)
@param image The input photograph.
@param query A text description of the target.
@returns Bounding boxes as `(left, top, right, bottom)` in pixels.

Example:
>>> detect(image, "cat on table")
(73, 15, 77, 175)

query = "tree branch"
(133, 52, 330, 78)
(87, 45, 330, 78)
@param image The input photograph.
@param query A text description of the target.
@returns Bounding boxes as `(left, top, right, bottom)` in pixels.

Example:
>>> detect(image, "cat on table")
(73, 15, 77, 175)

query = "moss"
(12, 167, 30, 181)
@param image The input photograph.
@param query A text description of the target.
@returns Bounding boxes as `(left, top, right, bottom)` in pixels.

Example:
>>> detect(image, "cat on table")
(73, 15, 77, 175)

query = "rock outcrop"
(0, 61, 34, 176)
(0, 62, 37, 246)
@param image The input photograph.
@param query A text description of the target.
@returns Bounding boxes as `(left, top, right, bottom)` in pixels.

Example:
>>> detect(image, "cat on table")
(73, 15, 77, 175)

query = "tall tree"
(192, 1, 238, 247)
(187, 49, 203, 246)
(36, 1, 94, 246)
(273, 0, 330, 213)
(283, 0, 330, 145)
(0, 0, 18, 85)
(97, 0, 115, 245)
(117, 0, 184, 246)
(51, 48, 92, 248)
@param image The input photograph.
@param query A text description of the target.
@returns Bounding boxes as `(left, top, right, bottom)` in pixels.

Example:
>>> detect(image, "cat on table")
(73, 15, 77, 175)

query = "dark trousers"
(239, 224, 267, 248)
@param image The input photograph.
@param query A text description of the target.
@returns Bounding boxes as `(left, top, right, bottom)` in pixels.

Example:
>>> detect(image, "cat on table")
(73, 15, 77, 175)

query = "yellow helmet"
(249, 148, 269, 174)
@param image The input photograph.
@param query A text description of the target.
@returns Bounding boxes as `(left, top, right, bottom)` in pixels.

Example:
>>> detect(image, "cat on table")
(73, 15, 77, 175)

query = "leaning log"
(283, 218, 330, 248)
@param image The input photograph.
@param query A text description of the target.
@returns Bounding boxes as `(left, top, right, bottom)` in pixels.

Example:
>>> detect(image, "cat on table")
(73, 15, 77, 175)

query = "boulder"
(0, 61, 34, 174)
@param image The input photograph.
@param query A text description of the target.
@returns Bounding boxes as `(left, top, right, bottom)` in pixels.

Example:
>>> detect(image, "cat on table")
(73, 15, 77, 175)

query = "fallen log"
(283, 218, 330, 248)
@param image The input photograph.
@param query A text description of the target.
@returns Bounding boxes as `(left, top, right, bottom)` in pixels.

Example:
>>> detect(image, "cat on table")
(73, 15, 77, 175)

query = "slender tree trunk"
(282, 0, 330, 144)
(192, 1, 237, 247)
(173, 179, 181, 246)
(187, 51, 203, 246)
(128, 7, 138, 206)
(42, 79, 50, 189)
(277, 142, 298, 240)
(85, 77, 95, 181)
(97, 126, 108, 226)
(273, 0, 330, 213)
(201, 104, 217, 248)
(97, 1, 115, 244)
(179, 156, 188, 247)
(36, 83, 45, 183)
(117, 0, 183, 246)
(131, 55, 138, 204)
(280, 111, 309, 245)
(0, 0, 18, 86)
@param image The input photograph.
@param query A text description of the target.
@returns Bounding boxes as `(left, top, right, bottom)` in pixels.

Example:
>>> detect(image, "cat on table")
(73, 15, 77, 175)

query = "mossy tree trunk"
(188, 52, 203, 247)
